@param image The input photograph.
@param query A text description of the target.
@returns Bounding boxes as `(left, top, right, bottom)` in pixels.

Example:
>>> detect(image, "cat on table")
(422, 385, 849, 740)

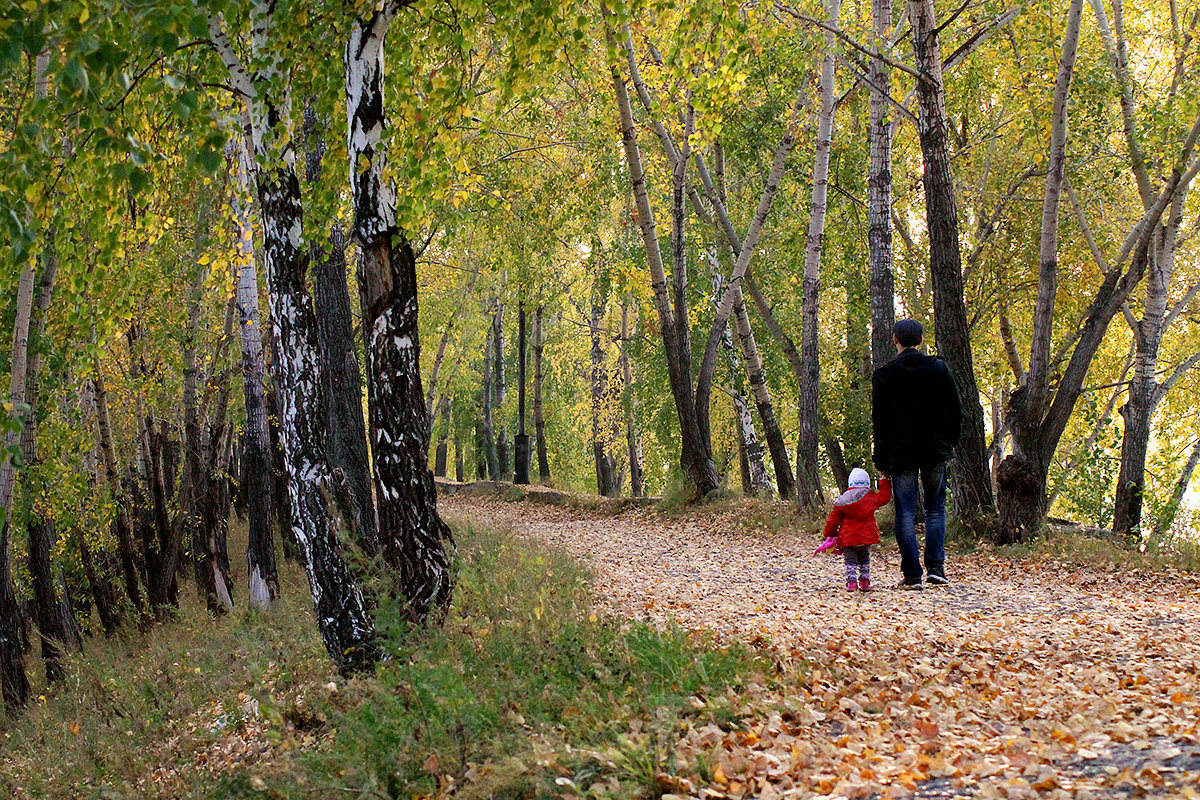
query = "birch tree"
(345, 4, 453, 620)
(228, 138, 278, 610)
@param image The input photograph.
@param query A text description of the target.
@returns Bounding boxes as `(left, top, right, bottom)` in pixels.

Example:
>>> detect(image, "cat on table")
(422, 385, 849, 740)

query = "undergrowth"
(0, 522, 758, 800)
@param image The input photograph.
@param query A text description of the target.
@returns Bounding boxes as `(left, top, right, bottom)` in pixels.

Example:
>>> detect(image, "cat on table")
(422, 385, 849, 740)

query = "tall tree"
(868, 0, 896, 371)
(797, 0, 843, 510)
(997, 0, 1200, 542)
(605, 11, 719, 496)
(909, 0, 994, 522)
(304, 105, 379, 557)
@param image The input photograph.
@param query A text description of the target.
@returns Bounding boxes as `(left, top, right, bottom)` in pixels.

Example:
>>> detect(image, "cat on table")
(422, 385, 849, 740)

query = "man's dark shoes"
(895, 579, 924, 590)
(926, 572, 950, 586)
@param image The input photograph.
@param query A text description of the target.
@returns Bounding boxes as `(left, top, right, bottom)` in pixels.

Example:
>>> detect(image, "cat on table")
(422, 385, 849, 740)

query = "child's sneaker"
(846, 580, 859, 592)
(859, 577, 871, 592)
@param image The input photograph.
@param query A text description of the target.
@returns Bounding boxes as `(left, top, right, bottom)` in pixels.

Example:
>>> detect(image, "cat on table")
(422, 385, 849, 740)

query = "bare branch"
(775, 2, 926, 82)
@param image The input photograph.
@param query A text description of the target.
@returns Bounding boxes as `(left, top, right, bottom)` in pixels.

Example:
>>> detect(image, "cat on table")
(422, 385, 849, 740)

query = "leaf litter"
(442, 493, 1200, 800)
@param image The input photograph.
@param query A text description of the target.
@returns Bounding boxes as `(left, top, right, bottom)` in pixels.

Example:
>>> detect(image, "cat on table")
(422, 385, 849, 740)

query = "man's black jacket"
(872, 348, 962, 473)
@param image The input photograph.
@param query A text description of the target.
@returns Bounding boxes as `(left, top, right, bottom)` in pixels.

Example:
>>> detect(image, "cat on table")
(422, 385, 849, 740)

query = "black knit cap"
(893, 318, 923, 348)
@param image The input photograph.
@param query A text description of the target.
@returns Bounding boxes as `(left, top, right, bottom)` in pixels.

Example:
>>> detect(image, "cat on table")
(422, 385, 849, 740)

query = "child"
(816, 468, 891, 591)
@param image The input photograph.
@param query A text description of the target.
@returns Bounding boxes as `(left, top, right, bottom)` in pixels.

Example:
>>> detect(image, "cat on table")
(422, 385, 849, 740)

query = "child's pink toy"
(814, 536, 841, 555)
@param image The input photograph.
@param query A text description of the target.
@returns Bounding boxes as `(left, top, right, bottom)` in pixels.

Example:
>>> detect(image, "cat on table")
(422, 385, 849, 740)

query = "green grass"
(0, 522, 758, 800)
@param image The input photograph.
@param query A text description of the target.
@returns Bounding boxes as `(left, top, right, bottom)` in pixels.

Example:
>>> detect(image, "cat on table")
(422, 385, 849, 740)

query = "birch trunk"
(1112, 189, 1188, 537)
(347, 8, 453, 621)
(868, 0, 897, 371)
(721, 295, 771, 498)
(797, 0, 843, 510)
(1152, 436, 1200, 541)
(180, 202, 221, 613)
(128, 326, 176, 611)
(19, 239, 80, 682)
(230, 138, 279, 611)
(0, 255, 34, 714)
(910, 0, 995, 523)
(590, 295, 620, 498)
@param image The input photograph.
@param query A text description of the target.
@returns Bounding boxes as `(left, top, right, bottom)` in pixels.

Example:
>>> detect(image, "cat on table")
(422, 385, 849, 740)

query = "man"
(872, 319, 962, 589)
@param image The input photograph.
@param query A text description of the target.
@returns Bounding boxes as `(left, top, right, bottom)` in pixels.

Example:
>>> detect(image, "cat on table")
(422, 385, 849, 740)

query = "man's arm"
(941, 361, 963, 446)
(872, 370, 892, 471)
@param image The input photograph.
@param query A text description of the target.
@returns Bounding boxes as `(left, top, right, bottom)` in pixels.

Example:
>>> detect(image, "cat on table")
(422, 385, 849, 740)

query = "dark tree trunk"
(619, 302, 644, 498)
(433, 396, 450, 478)
(17, 237, 80, 679)
(29, 517, 82, 683)
(257, 154, 377, 670)
(533, 305, 551, 484)
(128, 325, 178, 612)
(356, 235, 454, 619)
(910, 0, 995, 522)
(454, 436, 465, 483)
(491, 302, 509, 478)
(265, 385, 298, 564)
(514, 301, 530, 484)
(589, 291, 621, 498)
(995, 455, 1047, 544)
(434, 440, 449, 478)
(75, 526, 119, 636)
(480, 317, 499, 480)
(92, 365, 144, 614)
(305, 106, 379, 558)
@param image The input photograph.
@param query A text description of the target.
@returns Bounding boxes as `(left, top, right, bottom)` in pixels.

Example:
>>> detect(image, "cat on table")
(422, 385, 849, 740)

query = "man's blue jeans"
(892, 463, 947, 583)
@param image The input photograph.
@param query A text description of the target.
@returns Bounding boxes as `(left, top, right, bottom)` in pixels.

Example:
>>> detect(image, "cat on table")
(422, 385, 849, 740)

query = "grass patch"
(1, 521, 758, 800)
(250, 522, 757, 800)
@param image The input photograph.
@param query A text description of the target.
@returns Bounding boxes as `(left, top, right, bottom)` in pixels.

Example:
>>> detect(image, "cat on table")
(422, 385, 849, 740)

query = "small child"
(816, 468, 891, 592)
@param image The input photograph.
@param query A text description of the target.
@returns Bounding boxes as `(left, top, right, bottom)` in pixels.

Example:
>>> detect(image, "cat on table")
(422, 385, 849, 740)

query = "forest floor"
(441, 490, 1200, 800)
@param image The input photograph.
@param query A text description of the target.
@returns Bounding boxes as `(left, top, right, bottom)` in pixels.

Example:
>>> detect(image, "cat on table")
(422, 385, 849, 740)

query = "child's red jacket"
(822, 478, 891, 547)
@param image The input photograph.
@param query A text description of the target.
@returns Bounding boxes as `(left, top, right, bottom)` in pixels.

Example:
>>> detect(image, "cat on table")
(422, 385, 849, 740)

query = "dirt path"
(441, 493, 1200, 800)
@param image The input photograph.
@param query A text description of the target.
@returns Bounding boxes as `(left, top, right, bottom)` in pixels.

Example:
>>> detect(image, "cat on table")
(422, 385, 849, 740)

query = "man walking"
(872, 319, 962, 589)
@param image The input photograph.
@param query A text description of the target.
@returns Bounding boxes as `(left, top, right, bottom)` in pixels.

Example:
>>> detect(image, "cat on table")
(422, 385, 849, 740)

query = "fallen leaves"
(443, 493, 1200, 799)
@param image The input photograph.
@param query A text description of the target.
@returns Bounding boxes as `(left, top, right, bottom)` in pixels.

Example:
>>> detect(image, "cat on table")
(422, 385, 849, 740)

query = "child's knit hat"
(848, 468, 870, 490)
